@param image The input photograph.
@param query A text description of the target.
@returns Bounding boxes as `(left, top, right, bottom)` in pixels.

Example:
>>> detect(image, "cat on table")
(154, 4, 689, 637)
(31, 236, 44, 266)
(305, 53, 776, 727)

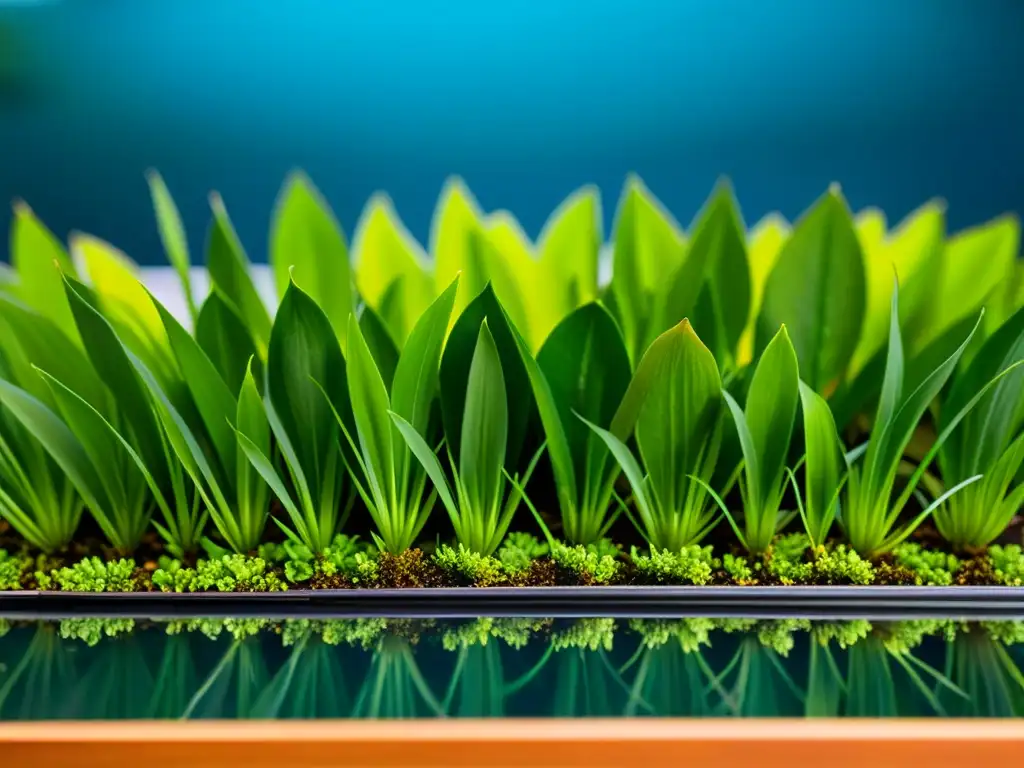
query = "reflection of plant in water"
(545, 620, 635, 717)
(181, 638, 269, 719)
(941, 627, 1024, 717)
(715, 636, 804, 717)
(250, 632, 352, 719)
(624, 620, 721, 716)
(71, 633, 153, 719)
(0, 624, 77, 720)
(351, 635, 445, 719)
(148, 633, 199, 718)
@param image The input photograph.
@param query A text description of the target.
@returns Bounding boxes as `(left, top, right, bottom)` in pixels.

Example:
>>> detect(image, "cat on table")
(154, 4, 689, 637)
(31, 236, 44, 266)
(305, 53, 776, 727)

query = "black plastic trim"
(2, 585, 1023, 620)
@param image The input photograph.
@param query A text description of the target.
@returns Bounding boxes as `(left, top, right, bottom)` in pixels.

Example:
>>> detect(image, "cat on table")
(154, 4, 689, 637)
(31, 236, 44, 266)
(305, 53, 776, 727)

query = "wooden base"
(1, 719, 1022, 767)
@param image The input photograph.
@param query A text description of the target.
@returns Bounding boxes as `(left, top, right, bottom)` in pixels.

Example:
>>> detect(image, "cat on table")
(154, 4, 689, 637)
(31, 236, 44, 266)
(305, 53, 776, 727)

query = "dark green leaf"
(196, 291, 261, 396)
(358, 304, 399, 392)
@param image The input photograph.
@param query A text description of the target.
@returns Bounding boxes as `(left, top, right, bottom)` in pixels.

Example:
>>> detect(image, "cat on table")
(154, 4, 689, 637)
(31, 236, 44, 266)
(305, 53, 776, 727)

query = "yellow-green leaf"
(270, 171, 354, 350)
(737, 213, 789, 365)
(352, 193, 434, 345)
(146, 169, 196, 324)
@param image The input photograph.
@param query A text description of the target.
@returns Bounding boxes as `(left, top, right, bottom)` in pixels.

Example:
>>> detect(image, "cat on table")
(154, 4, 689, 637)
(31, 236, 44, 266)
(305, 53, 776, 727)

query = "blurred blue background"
(1, 0, 1022, 265)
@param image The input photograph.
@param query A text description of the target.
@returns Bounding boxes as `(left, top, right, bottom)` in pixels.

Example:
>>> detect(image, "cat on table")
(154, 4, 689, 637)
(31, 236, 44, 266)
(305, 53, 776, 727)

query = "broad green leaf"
(483, 211, 537, 346)
(358, 304, 400, 391)
(738, 213, 789, 365)
(743, 325, 800, 507)
(0, 379, 108, 523)
(206, 193, 272, 354)
(610, 176, 687, 361)
(431, 178, 488, 325)
(63, 277, 171, 493)
(505, 310, 577, 521)
(537, 303, 631, 479)
(352, 194, 434, 345)
(390, 277, 460, 449)
(151, 291, 238, 480)
(439, 284, 533, 467)
(389, 410, 459, 518)
(851, 202, 944, 374)
(537, 186, 601, 309)
(10, 202, 80, 346)
(633, 320, 722, 516)
(459, 321, 507, 517)
(72, 233, 177, 385)
(233, 361, 271, 550)
(146, 169, 196, 323)
(756, 188, 865, 393)
(798, 381, 843, 547)
(196, 291, 261, 396)
(346, 315, 395, 507)
(270, 172, 354, 349)
(266, 280, 350, 490)
(926, 215, 1019, 348)
(0, 294, 107, 414)
(941, 304, 1024, 479)
(664, 183, 750, 362)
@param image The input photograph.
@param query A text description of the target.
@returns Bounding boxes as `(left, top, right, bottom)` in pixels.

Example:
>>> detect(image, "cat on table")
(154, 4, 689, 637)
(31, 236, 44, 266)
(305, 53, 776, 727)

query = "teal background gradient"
(1, 0, 1022, 264)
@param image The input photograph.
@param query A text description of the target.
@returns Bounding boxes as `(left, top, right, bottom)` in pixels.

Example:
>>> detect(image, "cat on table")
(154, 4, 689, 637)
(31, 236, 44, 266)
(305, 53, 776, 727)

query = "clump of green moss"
(892, 542, 961, 585)
(630, 546, 714, 585)
(152, 554, 286, 592)
(498, 532, 549, 574)
(433, 544, 506, 586)
(279, 534, 374, 584)
(629, 618, 715, 652)
(441, 617, 550, 650)
(550, 540, 621, 584)
(59, 618, 135, 646)
(38, 557, 137, 592)
(163, 617, 270, 641)
(982, 620, 1024, 645)
(880, 620, 956, 653)
(551, 618, 616, 652)
(722, 553, 755, 583)
(988, 545, 1024, 586)
(0, 548, 30, 590)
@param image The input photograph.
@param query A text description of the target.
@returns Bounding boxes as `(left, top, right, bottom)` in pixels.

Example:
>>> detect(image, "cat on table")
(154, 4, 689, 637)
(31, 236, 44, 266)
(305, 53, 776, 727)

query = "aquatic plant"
(0, 173, 1019, 579)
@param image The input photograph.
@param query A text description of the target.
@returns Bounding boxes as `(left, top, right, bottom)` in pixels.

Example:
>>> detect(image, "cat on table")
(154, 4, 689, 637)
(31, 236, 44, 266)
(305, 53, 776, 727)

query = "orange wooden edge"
(1, 719, 1023, 767)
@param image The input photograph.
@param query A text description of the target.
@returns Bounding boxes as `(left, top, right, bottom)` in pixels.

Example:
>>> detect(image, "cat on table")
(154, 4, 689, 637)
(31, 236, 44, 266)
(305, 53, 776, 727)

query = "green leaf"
(580, 416, 656, 526)
(756, 187, 866, 392)
(633, 320, 722, 517)
(195, 291, 261, 396)
(10, 202, 80, 346)
(267, 279, 350, 492)
(206, 193, 272, 355)
(352, 194, 434, 346)
(941, 303, 1024, 480)
(390, 277, 459, 465)
(537, 186, 601, 309)
(0, 379, 108, 525)
(798, 381, 844, 547)
(660, 183, 750, 362)
(63, 277, 171, 493)
(345, 314, 395, 508)
(610, 176, 687, 361)
(146, 169, 196, 324)
(270, 172, 354, 349)
(358, 304, 400, 392)
(738, 213, 790, 366)
(150, 290, 238, 480)
(459, 321, 507, 517)
(537, 303, 631, 480)
(0, 294, 108, 415)
(389, 410, 459, 520)
(431, 178, 488, 325)
(744, 326, 800, 506)
(439, 284, 533, 467)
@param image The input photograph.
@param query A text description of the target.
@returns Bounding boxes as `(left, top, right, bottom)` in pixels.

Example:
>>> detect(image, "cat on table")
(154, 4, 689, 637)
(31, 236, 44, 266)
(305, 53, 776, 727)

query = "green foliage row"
(0, 173, 1021, 572)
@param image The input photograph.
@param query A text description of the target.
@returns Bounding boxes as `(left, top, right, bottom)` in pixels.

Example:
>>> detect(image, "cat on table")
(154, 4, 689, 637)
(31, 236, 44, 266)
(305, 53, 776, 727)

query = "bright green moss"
(433, 544, 506, 586)
(152, 554, 286, 593)
(498, 532, 549, 574)
(982, 620, 1024, 645)
(988, 545, 1024, 586)
(551, 541, 621, 584)
(722, 553, 755, 583)
(769, 543, 875, 585)
(892, 542, 961, 585)
(755, 619, 812, 656)
(38, 557, 137, 592)
(630, 545, 714, 585)
(0, 549, 29, 590)
(812, 620, 873, 648)
(280, 534, 374, 584)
